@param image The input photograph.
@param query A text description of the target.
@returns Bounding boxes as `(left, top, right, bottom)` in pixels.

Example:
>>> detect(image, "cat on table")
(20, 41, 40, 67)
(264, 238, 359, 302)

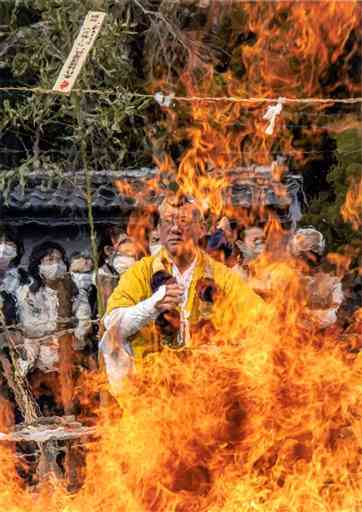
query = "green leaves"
(302, 128, 362, 252)
(0, 0, 152, 181)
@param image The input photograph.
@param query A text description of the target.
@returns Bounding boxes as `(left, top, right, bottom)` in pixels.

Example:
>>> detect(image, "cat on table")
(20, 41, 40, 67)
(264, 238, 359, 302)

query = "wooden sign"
(53, 11, 106, 94)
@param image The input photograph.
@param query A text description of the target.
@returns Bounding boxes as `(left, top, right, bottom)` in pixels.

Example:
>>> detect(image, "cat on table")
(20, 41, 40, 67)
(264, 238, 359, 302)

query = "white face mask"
(71, 272, 93, 290)
(240, 241, 265, 261)
(39, 261, 67, 281)
(111, 255, 135, 276)
(0, 243, 17, 270)
(150, 243, 162, 256)
(253, 240, 265, 255)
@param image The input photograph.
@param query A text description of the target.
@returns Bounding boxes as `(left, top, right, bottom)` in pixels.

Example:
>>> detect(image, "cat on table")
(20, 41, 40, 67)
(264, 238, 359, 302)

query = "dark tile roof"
(0, 166, 304, 225)
(226, 165, 305, 209)
(0, 169, 156, 225)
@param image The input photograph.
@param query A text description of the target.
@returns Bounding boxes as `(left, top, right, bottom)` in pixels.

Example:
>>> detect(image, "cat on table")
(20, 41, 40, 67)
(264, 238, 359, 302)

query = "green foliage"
(0, 0, 152, 178)
(0, 0, 361, 259)
(302, 128, 362, 252)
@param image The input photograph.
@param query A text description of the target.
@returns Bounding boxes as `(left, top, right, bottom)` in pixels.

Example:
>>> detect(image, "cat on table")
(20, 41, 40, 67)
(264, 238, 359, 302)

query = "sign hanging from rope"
(53, 11, 106, 95)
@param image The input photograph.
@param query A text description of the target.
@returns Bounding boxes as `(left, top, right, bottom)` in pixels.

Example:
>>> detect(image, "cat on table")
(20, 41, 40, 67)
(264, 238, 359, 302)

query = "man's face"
(244, 227, 265, 255)
(159, 203, 204, 257)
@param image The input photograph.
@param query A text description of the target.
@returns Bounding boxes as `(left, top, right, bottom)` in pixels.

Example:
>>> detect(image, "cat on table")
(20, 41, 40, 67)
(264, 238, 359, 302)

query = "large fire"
(0, 259, 361, 511)
(341, 176, 362, 231)
(1, 1, 361, 511)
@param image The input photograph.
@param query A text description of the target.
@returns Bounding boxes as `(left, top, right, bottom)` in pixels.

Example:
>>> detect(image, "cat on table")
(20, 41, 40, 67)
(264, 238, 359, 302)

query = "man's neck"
(169, 249, 197, 274)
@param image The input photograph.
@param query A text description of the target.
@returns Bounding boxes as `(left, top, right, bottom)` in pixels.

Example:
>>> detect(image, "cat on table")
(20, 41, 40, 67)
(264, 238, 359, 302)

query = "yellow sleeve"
(106, 257, 153, 314)
(223, 266, 264, 312)
(209, 257, 263, 306)
(211, 258, 266, 331)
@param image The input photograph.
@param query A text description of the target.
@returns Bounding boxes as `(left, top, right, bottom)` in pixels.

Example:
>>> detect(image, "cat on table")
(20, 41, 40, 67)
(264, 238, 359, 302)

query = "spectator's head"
(29, 241, 67, 292)
(69, 251, 94, 273)
(0, 225, 24, 271)
(70, 251, 94, 290)
(98, 224, 138, 276)
(158, 195, 206, 258)
(207, 229, 233, 264)
(216, 217, 239, 244)
(240, 226, 266, 262)
(289, 227, 325, 266)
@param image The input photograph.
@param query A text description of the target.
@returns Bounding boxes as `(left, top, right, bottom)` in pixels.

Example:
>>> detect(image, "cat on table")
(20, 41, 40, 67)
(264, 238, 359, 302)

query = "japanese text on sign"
(53, 11, 106, 94)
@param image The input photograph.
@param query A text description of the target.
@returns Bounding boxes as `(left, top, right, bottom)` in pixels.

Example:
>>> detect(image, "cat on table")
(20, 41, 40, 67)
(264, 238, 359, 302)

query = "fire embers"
(151, 270, 182, 350)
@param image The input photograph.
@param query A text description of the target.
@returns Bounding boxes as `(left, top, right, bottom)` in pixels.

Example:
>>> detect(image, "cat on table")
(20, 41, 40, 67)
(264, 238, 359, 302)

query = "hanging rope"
(0, 86, 361, 104)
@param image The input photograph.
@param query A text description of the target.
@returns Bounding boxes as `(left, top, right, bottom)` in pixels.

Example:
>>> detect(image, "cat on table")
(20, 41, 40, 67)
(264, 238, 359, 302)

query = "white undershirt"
(171, 258, 196, 347)
(172, 258, 197, 310)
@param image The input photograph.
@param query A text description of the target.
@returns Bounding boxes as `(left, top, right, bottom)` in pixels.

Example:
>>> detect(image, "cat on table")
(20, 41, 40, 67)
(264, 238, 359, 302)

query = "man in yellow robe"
(101, 195, 264, 391)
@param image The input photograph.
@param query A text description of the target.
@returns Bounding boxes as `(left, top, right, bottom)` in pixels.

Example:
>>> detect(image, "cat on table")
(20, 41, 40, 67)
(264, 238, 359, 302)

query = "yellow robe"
(106, 248, 264, 360)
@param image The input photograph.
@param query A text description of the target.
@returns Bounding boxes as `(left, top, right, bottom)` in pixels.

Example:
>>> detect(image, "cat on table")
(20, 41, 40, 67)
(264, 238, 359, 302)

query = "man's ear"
(104, 245, 114, 258)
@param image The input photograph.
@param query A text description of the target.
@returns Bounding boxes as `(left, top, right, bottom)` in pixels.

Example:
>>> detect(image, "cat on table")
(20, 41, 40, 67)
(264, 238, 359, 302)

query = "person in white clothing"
(288, 227, 344, 329)
(17, 241, 76, 415)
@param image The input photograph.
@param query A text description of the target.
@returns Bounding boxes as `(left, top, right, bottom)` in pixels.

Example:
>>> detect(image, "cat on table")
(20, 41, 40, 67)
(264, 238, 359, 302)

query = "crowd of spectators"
(0, 207, 360, 423)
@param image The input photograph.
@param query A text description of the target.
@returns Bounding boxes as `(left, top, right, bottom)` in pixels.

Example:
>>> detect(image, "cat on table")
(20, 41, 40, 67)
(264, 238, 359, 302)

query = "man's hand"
(155, 283, 184, 312)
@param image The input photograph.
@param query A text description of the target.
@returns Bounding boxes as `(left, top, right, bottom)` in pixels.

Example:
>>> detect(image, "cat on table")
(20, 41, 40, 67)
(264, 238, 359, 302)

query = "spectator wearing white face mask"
(0, 226, 27, 350)
(288, 227, 344, 329)
(238, 226, 266, 265)
(96, 226, 138, 315)
(17, 241, 76, 415)
(97, 210, 154, 316)
(0, 226, 28, 317)
(0, 240, 17, 273)
(0, 225, 28, 432)
(69, 251, 98, 355)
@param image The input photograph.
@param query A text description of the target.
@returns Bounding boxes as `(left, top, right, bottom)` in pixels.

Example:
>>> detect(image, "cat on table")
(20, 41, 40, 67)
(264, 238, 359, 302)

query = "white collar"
(172, 258, 197, 281)
(171, 259, 197, 311)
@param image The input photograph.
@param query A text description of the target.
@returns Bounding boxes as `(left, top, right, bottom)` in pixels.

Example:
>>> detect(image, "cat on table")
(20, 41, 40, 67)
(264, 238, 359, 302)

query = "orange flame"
(1, 282, 362, 510)
(1, 2, 362, 511)
(146, 1, 361, 213)
(341, 176, 362, 230)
